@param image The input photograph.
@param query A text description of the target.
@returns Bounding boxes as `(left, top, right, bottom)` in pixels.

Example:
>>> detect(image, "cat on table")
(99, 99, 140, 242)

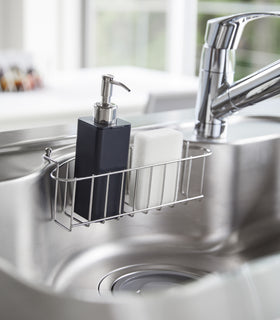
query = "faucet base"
(194, 120, 227, 139)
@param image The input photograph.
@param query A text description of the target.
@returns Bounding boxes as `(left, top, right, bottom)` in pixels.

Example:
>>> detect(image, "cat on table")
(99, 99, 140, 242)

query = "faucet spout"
(212, 59, 280, 119)
(195, 12, 280, 139)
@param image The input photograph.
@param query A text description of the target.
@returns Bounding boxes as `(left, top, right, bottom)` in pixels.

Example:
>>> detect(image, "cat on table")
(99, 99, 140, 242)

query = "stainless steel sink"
(0, 103, 279, 319)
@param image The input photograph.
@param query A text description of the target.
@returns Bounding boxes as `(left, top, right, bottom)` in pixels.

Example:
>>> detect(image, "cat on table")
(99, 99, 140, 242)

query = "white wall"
(0, 0, 23, 50)
(0, 0, 3, 48)
(57, 0, 82, 70)
(0, 0, 82, 75)
(23, 0, 58, 75)
(166, 0, 197, 76)
(85, 0, 198, 76)
(0, 0, 197, 76)
(23, 0, 82, 75)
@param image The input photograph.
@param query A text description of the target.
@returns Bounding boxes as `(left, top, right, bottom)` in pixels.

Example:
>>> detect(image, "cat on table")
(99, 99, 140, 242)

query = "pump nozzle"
(94, 74, 131, 125)
(101, 74, 130, 106)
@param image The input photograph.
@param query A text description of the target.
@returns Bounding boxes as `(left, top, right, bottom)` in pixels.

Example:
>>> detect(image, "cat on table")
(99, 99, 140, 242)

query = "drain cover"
(112, 270, 197, 295)
(98, 264, 204, 296)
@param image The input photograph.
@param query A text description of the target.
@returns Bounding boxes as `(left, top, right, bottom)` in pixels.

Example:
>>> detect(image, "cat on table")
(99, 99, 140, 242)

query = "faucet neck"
(194, 45, 235, 139)
(194, 12, 280, 139)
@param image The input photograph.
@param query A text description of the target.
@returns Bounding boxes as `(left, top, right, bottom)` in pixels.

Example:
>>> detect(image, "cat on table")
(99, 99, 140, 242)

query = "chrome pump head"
(94, 74, 130, 125)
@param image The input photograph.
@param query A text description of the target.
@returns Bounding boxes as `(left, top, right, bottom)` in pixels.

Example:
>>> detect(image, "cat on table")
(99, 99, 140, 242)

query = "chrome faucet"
(195, 12, 280, 139)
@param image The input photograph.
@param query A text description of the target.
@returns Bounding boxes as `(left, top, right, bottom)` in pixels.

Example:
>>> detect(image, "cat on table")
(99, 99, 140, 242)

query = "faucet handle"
(206, 12, 280, 50)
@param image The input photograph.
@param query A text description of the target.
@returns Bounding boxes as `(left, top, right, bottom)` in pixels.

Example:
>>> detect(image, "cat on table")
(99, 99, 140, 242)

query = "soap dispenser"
(74, 74, 131, 221)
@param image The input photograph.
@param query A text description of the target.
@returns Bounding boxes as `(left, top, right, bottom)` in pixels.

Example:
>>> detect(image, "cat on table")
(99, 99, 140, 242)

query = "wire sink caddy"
(44, 141, 212, 231)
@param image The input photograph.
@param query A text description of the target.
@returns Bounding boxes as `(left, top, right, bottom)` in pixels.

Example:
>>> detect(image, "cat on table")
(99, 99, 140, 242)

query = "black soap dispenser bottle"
(74, 74, 131, 221)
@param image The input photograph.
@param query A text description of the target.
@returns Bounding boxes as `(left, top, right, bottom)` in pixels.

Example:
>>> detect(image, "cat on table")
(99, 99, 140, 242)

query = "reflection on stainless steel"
(195, 12, 280, 138)
(0, 106, 279, 318)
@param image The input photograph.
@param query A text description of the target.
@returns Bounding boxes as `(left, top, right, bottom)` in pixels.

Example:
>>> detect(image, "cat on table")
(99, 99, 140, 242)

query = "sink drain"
(98, 264, 205, 296)
(112, 270, 197, 295)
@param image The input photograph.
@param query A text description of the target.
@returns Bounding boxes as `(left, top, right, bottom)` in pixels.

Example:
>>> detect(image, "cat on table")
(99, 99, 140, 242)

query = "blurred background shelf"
(0, 66, 198, 131)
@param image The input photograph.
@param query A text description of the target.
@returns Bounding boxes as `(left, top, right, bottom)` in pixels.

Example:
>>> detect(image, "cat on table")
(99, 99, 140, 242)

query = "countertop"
(0, 66, 198, 132)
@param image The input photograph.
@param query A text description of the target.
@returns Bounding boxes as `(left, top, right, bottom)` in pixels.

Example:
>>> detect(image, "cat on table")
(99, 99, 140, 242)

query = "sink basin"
(0, 104, 279, 318)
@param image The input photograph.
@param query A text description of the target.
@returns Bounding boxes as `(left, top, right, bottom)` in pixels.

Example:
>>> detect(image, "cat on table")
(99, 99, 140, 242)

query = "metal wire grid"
(44, 141, 212, 231)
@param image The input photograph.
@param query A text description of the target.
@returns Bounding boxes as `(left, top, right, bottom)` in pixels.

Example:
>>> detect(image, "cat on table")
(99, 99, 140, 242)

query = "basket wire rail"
(44, 141, 212, 231)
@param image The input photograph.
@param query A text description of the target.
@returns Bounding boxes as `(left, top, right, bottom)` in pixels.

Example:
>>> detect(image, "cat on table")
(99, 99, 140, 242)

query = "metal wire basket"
(44, 141, 212, 231)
